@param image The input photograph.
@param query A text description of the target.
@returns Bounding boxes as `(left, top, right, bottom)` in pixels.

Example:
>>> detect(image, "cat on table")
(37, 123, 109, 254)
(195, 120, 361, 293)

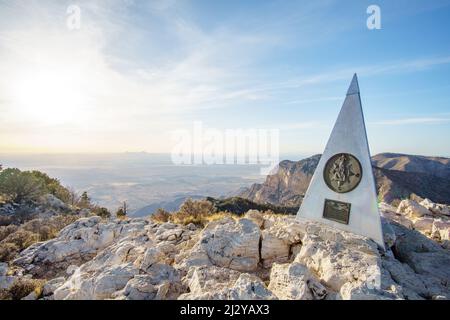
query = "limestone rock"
(381, 255, 428, 299)
(268, 262, 326, 300)
(43, 277, 66, 296)
(228, 273, 276, 300)
(296, 232, 379, 293)
(122, 275, 156, 300)
(179, 218, 260, 272)
(397, 200, 431, 218)
(13, 217, 148, 278)
(381, 216, 396, 248)
(138, 244, 175, 272)
(420, 199, 450, 216)
(155, 222, 193, 244)
(432, 219, 450, 241)
(391, 223, 450, 297)
(260, 230, 290, 268)
(40, 194, 69, 212)
(0, 263, 8, 276)
(180, 265, 241, 299)
(21, 291, 38, 300)
(4, 210, 450, 301)
(179, 266, 275, 300)
(244, 210, 265, 228)
(381, 206, 413, 229)
(413, 217, 434, 235)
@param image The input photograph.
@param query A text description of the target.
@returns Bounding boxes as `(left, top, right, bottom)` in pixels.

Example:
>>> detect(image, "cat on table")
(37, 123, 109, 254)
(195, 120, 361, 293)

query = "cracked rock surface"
(8, 204, 450, 300)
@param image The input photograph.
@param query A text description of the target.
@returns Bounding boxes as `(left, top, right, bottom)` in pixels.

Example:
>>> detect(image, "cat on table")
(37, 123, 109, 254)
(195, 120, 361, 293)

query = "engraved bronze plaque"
(323, 199, 351, 225)
(323, 153, 362, 193)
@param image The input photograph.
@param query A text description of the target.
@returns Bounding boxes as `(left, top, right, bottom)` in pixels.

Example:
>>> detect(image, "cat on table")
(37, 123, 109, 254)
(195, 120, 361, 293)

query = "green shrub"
(29, 171, 71, 204)
(0, 168, 75, 206)
(164, 199, 229, 227)
(92, 206, 111, 219)
(0, 169, 45, 203)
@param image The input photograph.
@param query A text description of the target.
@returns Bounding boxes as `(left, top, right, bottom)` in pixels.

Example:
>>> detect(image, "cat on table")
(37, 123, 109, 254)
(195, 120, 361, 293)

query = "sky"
(0, 0, 450, 157)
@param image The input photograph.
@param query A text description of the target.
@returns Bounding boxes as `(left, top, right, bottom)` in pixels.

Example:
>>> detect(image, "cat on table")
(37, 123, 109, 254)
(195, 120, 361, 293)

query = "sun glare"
(11, 66, 87, 125)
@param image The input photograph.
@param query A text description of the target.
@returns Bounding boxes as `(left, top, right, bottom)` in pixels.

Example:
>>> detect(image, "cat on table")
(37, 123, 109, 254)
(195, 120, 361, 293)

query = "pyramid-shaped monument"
(297, 74, 385, 249)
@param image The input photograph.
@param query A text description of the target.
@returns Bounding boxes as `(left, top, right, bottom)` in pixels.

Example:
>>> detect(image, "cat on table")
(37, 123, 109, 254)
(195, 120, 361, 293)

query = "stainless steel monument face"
(296, 74, 385, 249)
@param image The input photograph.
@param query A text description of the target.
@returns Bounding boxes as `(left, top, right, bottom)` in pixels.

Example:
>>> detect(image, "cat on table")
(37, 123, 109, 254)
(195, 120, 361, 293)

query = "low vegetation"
(0, 278, 46, 300)
(151, 197, 293, 227)
(151, 198, 233, 227)
(0, 165, 111, 263)
(206, 196, 298, 215)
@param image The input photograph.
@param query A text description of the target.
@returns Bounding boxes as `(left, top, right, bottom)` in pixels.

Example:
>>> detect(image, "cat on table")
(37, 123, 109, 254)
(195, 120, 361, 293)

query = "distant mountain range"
(239, 153, 450, 207)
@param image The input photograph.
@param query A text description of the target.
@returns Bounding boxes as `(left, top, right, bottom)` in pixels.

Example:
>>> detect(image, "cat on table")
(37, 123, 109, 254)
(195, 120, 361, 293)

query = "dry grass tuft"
(0, 278, 46, 300)
(151, 199, 237, 227)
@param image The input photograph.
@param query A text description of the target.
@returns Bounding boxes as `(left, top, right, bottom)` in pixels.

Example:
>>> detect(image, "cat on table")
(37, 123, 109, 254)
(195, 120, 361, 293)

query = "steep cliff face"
(239, 155, 321, 207)
(239, 153, 450, 207)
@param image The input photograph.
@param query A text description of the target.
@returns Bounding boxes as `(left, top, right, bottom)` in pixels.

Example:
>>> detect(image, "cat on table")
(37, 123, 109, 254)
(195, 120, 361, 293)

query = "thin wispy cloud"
(371, 117, 450, 126)
(0, 0, 449, 155)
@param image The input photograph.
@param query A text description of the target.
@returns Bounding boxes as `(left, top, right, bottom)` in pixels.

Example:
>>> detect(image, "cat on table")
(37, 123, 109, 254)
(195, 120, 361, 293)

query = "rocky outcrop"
(397, 200, 431, 218)
(14, 217, 121, 278)
(420, 198, 450, 217)
(269, 262, 326, 300)
(239, 156, 320, 207)
(0, 263, 15, 291)
(4, 204, 450, 300)
(176, 218, 261, 272)
(178, 266, 276, 300)
(391, 199, 450, 243)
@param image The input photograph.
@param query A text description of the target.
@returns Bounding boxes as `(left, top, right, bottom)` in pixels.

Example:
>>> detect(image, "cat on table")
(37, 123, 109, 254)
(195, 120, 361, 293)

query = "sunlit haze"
(1, 0, 450, 156)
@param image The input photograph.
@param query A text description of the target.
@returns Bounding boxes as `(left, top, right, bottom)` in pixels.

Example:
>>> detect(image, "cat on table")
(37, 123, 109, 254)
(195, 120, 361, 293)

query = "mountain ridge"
(239, 153, 450, 207)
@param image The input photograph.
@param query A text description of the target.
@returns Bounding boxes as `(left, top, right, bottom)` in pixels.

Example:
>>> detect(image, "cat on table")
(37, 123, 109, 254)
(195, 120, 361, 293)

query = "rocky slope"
(239, 153, 450, 207)
(1, 198, 449, 300)
(239, 155, 320, 207)
(372, 153, 450, 180)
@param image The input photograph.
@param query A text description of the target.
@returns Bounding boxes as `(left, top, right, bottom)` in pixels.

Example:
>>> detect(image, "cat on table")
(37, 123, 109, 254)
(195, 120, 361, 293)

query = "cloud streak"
(370, 117, 450, 126)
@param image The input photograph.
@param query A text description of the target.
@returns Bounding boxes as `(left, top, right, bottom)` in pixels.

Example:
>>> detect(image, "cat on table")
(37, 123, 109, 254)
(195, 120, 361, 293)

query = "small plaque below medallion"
(323, 199, 351, 225)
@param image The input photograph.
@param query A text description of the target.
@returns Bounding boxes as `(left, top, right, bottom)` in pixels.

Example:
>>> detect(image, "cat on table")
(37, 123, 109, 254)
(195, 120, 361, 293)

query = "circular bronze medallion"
(323, 153, 362, 193)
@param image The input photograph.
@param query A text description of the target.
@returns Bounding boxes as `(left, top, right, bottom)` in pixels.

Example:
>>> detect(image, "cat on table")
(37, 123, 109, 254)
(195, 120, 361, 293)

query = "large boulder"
(0, 263, 8, 276)
(155, 222, 194, 245)
(177, 218, 261, 272)
(42, 277, 66, 297)
(432, 219, 450, 241)
(51, 220, 192, 300)
(260, 230, 290, 268)
(413, 217, 435, 235)
(420, 199, 450, 217)
(120, 274, 179, 300)
(391, 223, 450, 298)
(268, 262, 327, 300)
(397, 200, 431, 218)
(40, 194, 69, 212)
(178, 266, 275, 300)
(380, 203, 414, 229)
(13, 217, 148, 278)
